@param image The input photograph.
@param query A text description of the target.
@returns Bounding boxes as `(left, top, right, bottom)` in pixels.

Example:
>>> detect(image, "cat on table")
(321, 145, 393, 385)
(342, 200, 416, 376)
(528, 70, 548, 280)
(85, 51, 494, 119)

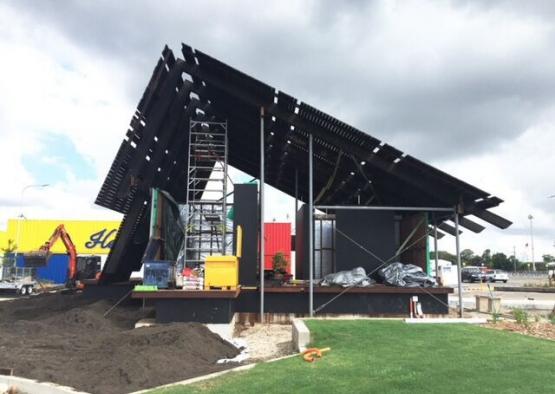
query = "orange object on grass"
(302, 347, 331, 362)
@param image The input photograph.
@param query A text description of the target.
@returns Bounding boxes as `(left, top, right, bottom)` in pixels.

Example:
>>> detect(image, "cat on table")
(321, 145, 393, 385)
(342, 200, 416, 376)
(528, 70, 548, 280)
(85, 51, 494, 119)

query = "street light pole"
(14, 184, 50, 261)
(528, 214, 535, 272)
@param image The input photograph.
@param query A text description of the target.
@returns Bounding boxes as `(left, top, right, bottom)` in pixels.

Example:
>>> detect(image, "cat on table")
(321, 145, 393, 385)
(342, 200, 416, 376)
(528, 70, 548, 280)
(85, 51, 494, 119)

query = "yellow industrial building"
(0, 219, 121, 255)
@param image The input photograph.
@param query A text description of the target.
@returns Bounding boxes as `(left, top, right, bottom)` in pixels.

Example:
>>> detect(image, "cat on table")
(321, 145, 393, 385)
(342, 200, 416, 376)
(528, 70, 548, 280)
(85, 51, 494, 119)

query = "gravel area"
(235, 324, 294, 361)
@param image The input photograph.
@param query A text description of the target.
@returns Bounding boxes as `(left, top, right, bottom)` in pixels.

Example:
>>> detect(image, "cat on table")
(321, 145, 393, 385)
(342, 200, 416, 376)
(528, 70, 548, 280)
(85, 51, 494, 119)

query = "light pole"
(14, 184, 50, 262)
(528, 214, 535, 272)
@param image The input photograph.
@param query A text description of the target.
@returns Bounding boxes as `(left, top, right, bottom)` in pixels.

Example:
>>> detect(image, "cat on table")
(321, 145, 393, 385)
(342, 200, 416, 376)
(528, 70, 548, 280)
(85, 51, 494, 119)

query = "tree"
(470, 255, 483, 266)
(542, 254, 555, 263)
(431, 250, 456, 264)
(481, 249, 492, 268)
(491, 252, 512, 271)
(1, 239, 17, 254)
(1, 239, 17, 267)
(460, 249, 475, 266)
(508, 254, 521, 272)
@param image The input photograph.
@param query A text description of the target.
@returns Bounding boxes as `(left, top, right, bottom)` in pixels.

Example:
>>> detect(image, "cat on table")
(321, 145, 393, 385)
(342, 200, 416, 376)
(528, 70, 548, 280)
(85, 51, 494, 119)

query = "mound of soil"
(0, 293, 238, 394)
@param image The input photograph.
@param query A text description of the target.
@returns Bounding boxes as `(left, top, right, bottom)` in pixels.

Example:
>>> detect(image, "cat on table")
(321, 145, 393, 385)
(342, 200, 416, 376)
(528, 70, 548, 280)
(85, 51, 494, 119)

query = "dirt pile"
(0, 293, 238, 394)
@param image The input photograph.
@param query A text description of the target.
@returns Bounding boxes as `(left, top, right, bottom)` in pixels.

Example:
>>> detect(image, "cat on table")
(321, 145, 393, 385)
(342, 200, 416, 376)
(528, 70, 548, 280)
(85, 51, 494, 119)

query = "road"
(449, 279, 555, 311)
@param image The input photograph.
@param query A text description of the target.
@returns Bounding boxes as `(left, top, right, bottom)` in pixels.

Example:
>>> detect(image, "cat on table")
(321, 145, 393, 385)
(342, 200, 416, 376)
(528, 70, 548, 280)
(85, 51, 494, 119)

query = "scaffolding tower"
(183, 120, 230, 267)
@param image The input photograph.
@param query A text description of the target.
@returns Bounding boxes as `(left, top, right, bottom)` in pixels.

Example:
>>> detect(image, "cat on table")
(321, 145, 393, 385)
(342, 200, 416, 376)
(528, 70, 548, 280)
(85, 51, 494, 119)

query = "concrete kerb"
(128, 354, 299, 394)
(405, 317, 487, 324)
(0, 374, 89, 394)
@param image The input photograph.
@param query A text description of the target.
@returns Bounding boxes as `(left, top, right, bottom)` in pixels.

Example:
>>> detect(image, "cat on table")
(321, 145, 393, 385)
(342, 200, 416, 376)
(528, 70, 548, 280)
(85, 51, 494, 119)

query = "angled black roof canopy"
(95, 44, 511, 283)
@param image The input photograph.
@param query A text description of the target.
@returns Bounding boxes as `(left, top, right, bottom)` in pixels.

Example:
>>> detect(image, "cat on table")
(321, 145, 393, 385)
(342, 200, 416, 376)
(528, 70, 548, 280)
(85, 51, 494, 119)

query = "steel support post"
(308, 134, 314, 317)
(455, 211, 463, 318)
(294, 169, 298, 216)
(259, 107, 265, 323)
(434, 224, 439, 282)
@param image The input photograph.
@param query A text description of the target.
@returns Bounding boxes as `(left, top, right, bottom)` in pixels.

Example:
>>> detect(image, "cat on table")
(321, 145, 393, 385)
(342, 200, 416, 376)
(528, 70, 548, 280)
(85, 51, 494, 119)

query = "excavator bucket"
(22, 251, 50, 267)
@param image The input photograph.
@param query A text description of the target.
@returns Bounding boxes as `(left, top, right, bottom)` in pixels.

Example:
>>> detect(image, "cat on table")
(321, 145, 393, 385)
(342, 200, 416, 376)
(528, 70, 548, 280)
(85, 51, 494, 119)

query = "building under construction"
(92, 43, 511, 323)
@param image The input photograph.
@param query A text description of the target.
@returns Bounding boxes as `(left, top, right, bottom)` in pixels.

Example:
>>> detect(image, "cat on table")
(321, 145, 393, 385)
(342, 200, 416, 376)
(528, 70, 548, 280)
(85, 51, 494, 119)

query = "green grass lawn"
(151, 320, 555, 394)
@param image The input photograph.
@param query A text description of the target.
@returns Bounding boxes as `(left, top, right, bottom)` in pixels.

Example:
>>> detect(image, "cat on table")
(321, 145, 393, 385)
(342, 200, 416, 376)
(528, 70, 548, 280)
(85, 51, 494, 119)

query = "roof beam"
(180, 50, 511, 229)
(438, 222, 462, 236)
(458, 216, 486, 233)
(470, 209, 512, 229)
(181, 61, 457, 208)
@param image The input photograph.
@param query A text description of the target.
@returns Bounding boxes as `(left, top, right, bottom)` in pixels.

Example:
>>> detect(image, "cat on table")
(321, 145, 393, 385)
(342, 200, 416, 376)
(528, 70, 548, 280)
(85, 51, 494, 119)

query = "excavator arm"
(37, 224, 80, 288)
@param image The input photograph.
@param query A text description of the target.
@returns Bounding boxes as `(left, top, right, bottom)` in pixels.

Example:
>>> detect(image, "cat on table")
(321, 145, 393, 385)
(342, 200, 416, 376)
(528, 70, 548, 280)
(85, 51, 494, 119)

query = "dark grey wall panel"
(335, 210, 396, 277)
(295, 204, 309, 279)
(234, 184, 258, 286)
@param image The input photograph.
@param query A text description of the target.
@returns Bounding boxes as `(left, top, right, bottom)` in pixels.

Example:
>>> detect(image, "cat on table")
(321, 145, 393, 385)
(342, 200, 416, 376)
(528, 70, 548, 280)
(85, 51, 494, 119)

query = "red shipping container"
(264, 223, 292, 272)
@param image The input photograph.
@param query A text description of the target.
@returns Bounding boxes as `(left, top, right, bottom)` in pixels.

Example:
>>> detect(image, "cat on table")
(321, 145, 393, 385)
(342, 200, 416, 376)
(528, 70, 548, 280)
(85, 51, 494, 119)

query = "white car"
(487, 270, 508, 283)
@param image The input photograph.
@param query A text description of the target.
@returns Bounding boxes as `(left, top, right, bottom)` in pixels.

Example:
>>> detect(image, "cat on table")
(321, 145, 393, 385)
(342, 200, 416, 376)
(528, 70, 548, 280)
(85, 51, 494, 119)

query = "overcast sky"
(0, 0, 554, 261)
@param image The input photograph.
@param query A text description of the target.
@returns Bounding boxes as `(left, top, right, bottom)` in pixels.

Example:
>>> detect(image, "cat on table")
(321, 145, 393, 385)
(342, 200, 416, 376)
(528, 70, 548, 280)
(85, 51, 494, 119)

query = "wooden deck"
(131, 284, 452, 299)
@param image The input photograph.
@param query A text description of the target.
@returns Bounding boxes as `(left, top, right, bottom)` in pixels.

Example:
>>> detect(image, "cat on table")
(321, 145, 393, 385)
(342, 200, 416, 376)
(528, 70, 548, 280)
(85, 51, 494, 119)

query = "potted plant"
(272, 252, 288, 281)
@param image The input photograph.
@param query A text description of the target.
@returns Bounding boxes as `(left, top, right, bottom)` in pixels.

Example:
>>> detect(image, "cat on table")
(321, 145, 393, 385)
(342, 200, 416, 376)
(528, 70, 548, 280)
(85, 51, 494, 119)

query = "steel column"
(434, 224, 439, 282)
(259, 107, 265, 323)
(454, 211, 463, 318)
(308, 134, 314, 317)
(294, 169, 298, 215)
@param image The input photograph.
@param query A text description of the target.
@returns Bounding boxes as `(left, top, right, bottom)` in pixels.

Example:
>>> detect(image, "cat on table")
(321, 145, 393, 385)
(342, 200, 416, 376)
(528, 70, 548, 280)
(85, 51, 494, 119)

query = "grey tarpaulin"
(320, 267, 375, 288)
(378, 262, 436, 288)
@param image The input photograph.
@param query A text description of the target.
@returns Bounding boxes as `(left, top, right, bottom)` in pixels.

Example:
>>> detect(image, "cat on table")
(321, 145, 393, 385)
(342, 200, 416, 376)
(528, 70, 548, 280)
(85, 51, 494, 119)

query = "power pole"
(528, 214, 536, 271)
(513, 245, 516, 273)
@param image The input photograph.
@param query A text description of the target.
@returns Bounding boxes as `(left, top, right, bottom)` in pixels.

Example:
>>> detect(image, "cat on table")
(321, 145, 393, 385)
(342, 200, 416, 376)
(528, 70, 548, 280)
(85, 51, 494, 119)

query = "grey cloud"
(6, 0, 555, 163)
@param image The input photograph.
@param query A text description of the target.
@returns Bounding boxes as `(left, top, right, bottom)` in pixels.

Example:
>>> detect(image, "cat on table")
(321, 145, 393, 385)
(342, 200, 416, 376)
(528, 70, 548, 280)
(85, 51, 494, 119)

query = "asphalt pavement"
(449, 278, 555, 311)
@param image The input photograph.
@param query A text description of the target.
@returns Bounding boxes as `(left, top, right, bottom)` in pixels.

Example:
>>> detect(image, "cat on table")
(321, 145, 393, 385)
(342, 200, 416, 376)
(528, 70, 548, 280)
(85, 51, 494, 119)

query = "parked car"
(461, 267, 485, 283)
(486, 269, 508, 283)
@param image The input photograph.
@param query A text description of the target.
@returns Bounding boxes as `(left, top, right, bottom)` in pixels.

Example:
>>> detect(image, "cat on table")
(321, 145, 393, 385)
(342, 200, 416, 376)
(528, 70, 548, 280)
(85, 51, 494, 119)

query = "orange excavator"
(24, 224, 83, 290)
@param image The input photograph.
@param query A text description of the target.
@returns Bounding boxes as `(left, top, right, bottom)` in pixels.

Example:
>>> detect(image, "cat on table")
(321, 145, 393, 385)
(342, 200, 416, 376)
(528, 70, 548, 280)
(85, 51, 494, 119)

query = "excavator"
(24, 224, 83, 291)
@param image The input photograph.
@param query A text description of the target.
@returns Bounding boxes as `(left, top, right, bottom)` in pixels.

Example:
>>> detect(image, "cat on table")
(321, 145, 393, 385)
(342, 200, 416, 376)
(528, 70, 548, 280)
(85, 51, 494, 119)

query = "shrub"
(512, 308, 529, 326)
(272, 252, 288, 274)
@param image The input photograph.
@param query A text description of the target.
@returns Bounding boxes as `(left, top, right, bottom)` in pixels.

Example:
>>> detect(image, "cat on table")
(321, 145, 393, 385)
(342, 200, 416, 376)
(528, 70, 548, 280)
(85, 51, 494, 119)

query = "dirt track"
(0, 293, 238, 394)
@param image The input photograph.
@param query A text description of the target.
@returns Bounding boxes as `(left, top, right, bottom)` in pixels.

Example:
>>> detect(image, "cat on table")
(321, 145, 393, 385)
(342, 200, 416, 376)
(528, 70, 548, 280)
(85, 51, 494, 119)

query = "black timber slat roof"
(95, 44, 511, 283)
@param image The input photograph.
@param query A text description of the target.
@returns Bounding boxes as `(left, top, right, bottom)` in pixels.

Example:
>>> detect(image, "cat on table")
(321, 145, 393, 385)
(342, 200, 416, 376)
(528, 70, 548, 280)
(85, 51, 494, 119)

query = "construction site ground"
(234, 323, 293, 361)
(0, 293, 239, 394)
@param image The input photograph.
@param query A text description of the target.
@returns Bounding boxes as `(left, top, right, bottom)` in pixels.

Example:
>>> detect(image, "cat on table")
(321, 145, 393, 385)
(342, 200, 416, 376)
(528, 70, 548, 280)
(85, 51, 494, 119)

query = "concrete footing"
(476, 295, 501, 313)
(206, 314, 237, 341)
(292, 319, 310, 351)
